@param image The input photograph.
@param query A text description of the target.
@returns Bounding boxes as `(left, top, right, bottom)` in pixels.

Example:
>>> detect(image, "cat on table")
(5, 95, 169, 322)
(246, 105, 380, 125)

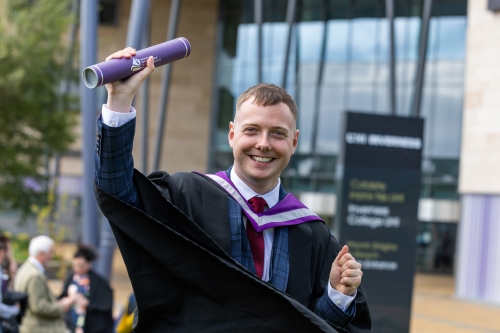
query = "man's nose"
(256, 133, 271, 151)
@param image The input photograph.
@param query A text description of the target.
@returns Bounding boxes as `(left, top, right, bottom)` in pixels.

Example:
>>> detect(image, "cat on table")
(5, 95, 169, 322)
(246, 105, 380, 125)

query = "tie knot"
(248, 196, 267, 213)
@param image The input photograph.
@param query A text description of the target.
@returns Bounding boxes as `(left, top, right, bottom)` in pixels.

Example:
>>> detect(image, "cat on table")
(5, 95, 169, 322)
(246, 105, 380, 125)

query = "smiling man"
(230, 92, 298, 195)
(94, 49, 370, 332)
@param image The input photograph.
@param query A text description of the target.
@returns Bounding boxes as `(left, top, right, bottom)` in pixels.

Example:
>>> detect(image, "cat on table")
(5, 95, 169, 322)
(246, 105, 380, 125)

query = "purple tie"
(247, 196, 266, 278)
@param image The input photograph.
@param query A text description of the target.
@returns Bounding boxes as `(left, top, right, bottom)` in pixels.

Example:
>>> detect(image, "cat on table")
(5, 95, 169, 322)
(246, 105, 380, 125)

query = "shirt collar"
(230, 168, 280, 208)
(28, 257, 45, 275)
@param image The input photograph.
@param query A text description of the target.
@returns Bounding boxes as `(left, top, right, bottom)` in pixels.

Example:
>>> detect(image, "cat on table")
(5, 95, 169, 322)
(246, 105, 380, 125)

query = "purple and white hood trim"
(203, 171, 323, 232)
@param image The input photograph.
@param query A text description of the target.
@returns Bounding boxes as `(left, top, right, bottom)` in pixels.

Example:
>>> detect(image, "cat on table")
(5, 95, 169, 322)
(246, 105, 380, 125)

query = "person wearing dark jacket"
(59, 245, 113, 333)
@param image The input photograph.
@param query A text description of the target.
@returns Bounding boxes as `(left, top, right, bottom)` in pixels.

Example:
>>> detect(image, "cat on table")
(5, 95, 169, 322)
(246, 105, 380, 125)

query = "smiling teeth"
(252, 156, 272, 163)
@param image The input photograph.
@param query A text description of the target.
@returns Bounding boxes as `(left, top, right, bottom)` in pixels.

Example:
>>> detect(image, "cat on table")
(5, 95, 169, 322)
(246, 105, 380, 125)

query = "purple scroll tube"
(82, 37, 191, 89)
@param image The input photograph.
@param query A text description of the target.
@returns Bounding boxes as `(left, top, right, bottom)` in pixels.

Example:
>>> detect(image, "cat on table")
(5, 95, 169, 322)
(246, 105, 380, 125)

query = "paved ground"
(410, 274, 500, 333)
(50, 249, 500, 332)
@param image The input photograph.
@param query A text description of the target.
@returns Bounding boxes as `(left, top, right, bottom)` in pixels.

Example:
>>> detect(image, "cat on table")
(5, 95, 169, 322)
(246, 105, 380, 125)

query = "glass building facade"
(210, 0, 467, 271)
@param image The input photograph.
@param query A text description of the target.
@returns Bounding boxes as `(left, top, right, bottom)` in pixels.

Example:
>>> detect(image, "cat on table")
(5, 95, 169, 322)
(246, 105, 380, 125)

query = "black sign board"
(336, 112, 424, 333)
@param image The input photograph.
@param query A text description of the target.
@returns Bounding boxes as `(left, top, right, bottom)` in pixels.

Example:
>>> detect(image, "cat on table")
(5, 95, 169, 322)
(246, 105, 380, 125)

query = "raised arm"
(94, 48, 155, 206)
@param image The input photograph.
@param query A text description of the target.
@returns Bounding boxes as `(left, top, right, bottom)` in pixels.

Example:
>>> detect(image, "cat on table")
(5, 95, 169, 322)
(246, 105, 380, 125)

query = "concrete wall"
(456, 0, 500, 304)
(459, 0, 500, 194)
(60, 0, 219, 176)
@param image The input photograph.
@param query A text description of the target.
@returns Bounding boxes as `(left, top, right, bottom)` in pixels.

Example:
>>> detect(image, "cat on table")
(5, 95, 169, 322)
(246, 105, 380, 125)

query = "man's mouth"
(251, 156, 273, 163)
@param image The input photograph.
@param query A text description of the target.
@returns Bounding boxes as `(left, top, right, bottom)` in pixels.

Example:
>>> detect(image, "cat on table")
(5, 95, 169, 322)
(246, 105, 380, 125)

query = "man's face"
(228, 97, 299, 193)
(38, 246, 54, 266)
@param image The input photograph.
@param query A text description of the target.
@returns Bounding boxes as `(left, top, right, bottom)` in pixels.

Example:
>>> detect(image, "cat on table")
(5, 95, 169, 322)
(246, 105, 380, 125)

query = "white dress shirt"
(101, 105, 356, 311)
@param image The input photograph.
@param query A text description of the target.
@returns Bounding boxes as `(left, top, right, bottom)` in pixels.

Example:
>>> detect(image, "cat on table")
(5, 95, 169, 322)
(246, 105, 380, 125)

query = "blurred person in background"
(1, 237, 18, 291)
(113, 293, 135, 333)
(59, 245, 114, 333)
(0, 235, 21, 333)
(13, 235, 73, 333)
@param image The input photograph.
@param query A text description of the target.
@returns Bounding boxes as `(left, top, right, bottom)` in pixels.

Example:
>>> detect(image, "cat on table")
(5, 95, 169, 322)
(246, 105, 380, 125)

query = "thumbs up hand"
(329, 245, 363, 296)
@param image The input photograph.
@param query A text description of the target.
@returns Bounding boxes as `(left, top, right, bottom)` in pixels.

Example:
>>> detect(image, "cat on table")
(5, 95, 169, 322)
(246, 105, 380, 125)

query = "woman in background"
(1, 237, 17, 291)
(59, 245, 113, 333)
(0, 235, 21, 333)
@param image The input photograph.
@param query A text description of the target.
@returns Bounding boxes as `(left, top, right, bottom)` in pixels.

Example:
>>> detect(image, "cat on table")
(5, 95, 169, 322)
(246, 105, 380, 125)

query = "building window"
(212, 0, 467, 200)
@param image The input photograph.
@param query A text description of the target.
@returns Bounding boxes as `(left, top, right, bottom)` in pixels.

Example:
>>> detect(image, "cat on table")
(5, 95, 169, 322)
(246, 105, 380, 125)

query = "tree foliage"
(0, 0, 77, 217)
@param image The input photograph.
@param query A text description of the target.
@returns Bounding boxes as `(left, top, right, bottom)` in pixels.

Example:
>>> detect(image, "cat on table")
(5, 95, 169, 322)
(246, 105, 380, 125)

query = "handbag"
(0, 289, 28, 333)
(0, 316, 19, 333)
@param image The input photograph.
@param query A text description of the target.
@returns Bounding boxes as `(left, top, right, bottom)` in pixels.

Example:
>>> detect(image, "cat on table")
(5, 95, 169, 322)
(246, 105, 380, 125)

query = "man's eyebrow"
(240, 123, 261, 128)
(272, 126, 289, 132)
(240, 123, 290, 133)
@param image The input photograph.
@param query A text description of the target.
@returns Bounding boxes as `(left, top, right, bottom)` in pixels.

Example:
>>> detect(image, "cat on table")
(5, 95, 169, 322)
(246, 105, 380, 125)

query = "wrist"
(107, 94, 134, 113)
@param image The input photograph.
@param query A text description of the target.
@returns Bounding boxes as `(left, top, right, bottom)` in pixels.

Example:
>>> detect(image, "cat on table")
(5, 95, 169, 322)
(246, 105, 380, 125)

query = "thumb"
(136, 56, 155, 80)
(333, 245, 349, 266)
(146, 55, 156, 70)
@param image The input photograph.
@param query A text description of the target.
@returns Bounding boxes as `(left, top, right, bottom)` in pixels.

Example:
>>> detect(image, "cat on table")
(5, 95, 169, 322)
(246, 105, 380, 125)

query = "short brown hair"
(236, 83, 298, 123)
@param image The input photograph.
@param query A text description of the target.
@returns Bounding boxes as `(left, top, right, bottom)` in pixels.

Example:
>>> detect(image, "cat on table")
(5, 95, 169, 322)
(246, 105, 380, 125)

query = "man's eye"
(274, 131, 285, 136)
(245, 128, 256, 132)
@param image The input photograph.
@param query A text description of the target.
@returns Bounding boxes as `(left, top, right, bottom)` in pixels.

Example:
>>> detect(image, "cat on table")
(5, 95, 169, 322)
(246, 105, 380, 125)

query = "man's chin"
(237, 163, 279, 181)
(247, 171, 278, 184)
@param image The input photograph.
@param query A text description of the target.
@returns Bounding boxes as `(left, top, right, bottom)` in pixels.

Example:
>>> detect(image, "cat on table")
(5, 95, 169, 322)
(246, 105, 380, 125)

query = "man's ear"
(292, 129, 300, 153)
(228, 122, 235, 148)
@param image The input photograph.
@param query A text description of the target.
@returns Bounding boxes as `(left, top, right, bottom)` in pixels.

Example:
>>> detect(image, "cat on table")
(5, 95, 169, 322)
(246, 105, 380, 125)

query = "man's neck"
(230, 167, 280, 208)
(231, 167, 279, 195)
(28, 256, 45, 274)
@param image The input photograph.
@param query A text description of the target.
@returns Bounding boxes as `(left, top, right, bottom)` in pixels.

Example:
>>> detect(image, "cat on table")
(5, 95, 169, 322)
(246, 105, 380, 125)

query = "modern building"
(30, 0, 500, 304)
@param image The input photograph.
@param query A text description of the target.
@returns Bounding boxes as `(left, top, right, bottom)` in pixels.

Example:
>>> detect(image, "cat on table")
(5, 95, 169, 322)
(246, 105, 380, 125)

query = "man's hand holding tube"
(330, 245, 363, 296)
(104, 47, 156, 113)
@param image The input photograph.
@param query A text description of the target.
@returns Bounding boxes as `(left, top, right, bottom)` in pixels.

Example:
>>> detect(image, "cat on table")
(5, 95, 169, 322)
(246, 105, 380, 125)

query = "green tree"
(0, 0, 77, 218)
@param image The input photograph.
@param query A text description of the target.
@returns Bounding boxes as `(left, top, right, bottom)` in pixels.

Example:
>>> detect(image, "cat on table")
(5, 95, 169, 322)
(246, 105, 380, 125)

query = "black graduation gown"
(59, 269, 114, 333)
(95, 170, 371, 333)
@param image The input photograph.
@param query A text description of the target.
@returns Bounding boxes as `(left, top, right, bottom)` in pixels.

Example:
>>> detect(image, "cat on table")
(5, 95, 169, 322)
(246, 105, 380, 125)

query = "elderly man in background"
(14, 235, 73, 333)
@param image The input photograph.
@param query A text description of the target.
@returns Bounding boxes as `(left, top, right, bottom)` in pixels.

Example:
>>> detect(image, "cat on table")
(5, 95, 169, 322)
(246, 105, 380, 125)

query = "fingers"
(341, 276, 361, 287)
(340, 264, 362, 288)
(341, 263, 362, 289)
(340, 256, 362, 275)
(103, 48, 155, 78)
(105, 47, 137, 61)
(340, 264, 363, 278)
(333, 245, 349, 265)
(338, 251, 356, 267)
